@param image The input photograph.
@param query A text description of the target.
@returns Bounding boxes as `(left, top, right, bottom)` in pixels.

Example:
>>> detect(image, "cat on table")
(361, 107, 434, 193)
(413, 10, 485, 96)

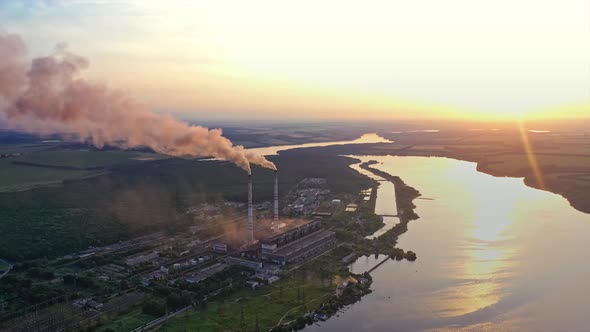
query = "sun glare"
(518, 120, 546, 189)
(105, 0, 590, 121)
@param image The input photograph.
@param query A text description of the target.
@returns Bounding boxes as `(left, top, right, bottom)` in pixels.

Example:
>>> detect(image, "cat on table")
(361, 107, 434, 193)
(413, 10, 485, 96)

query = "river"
(306, 155, 590, 332)
(245, 133, 392, 156)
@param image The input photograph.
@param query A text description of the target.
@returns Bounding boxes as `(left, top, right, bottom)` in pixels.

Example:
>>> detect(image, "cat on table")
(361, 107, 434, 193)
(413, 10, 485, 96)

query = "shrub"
(142, 299, 166, 317)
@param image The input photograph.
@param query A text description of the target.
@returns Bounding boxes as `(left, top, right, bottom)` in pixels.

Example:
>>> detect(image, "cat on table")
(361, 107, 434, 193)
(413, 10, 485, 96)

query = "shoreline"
(406, 151, 589, 214)
(280, 160, 422, 331)
(356, 160, 421, 260)
(285, 144, 589, 214)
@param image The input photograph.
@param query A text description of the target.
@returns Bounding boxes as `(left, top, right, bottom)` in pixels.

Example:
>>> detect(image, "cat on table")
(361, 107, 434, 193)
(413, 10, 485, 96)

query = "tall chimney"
(248, 173, 254, 243)
(273, 170, 279, 233)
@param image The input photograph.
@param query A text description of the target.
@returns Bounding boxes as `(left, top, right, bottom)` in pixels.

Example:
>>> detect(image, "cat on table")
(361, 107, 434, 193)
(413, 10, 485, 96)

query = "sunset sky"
(1, 0, 589, 121)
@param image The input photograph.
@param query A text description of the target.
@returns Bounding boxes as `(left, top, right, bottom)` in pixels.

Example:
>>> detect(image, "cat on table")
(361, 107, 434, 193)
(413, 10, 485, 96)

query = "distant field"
(9, 149, 158, 168)
(0, 148, 166, 192)
(0, 143, 58, 154)
(484, 154, 590, 175)
(0, 160, 99, 192)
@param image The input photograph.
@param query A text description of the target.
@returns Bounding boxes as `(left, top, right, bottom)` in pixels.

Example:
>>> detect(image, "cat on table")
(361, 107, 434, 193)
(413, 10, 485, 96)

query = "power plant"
(274, 170, 279, 233)
(247, 170, 278, 243)
(211, 170, 336, 266)
(248, 174, 254, 244)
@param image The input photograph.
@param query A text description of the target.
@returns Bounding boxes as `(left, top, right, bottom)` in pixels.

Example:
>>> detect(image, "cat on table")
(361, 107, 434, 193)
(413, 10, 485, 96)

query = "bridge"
(367, 256, 390, 273)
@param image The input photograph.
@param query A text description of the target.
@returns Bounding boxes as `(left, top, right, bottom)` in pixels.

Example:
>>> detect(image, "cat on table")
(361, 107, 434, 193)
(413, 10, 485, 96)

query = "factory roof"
(272, 230, 335, 257)
(260, 219, 319, 244)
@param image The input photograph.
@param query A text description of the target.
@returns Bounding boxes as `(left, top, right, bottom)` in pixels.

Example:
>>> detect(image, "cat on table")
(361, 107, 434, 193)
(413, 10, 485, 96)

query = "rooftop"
(272, 230, 335, 257)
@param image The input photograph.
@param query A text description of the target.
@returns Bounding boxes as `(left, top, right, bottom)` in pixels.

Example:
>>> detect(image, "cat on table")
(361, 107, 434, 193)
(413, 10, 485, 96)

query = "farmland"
(0, 145, 166, 192)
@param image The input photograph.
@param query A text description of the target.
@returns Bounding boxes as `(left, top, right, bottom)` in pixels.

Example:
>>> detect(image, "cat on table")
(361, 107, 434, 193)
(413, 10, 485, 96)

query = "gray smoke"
(0, 32, 276, 173)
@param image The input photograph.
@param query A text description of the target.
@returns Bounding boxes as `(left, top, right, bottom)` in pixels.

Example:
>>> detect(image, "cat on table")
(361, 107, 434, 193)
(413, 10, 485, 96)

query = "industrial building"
(212, 242, 228, 253)
(185, 263, 229, 284)
(260, 219, 335, 265)
(260, 219, 322, 250)
(225, 256, 263, 270)
(215, 171, 337, 267)
(125, 251, 159, 266)
(261, 229, 336, 265)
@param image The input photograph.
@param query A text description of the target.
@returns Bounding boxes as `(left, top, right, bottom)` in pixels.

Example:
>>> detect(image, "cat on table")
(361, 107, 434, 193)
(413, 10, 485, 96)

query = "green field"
(161, 281, 332, 332)
(95, 307, 156, 332)
(484, 153, 590, 175)
(8, 149, 160, 168)
(0, 148, 165, 192)
(0, 160, 99, 192)
(160, 255, 345, 332)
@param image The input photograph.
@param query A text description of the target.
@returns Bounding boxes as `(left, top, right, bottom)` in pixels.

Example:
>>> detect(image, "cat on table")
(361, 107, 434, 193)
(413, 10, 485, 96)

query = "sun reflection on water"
(413, 157, 524, 317)
(306, 155, 590, 332)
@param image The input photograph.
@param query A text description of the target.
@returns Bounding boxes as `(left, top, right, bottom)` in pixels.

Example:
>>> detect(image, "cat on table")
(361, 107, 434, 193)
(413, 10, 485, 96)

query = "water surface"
(349, 161, 400, 239)
(245, 133, 391, 156)
(307, 156, 590, 332)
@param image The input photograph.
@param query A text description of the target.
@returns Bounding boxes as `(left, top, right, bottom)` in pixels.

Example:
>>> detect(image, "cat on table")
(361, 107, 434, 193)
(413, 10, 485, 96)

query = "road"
(129, 305, 192, 332)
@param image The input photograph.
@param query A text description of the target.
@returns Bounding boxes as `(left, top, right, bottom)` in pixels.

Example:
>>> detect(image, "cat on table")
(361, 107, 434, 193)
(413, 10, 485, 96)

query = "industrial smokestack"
(273, 170, 279, 233)
(248, 173, 254, 243)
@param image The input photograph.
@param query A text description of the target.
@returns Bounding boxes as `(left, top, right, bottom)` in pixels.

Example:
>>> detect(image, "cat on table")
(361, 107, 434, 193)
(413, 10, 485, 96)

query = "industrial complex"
(0, 169, 352, 332)
(213, 170, 338, 267)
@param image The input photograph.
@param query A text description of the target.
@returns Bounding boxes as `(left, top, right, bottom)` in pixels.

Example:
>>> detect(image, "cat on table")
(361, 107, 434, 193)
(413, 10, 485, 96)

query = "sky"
(1, 0, 589, 122)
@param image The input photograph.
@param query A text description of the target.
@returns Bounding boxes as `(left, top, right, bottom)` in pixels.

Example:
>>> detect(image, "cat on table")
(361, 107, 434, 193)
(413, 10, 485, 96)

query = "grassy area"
(161, 271, 337, 332)
(94, 307, 155, 332)
(0, 143, 58, 155)
(484, 154, 590, 175)
(9, 150, 157, 168)
(158, 247, 351, 332)
(0, 162, 99, 192)
(0, 149, 164, 192)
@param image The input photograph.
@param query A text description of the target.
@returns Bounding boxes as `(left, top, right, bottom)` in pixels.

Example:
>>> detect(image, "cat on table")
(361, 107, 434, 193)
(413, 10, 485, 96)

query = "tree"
(166, 293, 185, 310)
(63, 274, 76, 285)
(143, 299, 166, 317)
(119, 279, 129, 290)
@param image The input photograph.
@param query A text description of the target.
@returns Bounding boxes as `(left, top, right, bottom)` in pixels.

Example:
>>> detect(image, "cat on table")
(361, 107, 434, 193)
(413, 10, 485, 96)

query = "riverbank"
(279, 129, 590, 214)
(303, 155, 590, 332)
(355, 161, 421, 261)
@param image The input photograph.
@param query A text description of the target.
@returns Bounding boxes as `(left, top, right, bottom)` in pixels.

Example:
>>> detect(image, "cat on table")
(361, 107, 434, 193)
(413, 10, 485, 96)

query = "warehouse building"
(261, 229, 336, 265)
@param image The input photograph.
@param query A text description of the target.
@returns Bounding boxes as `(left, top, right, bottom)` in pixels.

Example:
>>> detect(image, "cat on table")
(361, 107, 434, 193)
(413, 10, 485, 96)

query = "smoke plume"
(0, 32, 276, 173)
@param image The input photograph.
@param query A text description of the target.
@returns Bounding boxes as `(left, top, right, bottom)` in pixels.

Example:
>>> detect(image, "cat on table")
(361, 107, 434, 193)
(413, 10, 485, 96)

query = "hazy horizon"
(1, 0, 589, 122)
